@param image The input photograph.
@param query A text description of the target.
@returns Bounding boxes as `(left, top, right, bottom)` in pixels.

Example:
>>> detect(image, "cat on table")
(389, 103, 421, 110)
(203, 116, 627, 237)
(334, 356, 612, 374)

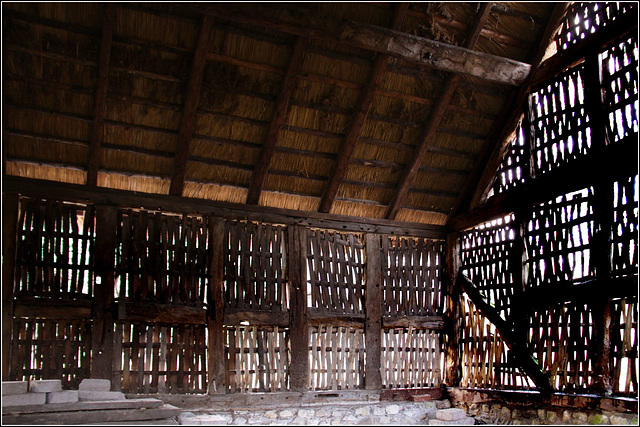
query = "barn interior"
(1, 1, 638, 425)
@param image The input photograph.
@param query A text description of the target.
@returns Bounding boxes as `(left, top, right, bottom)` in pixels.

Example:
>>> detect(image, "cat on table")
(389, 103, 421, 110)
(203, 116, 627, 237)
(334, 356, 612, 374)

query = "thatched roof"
(3, 2, 560, 225)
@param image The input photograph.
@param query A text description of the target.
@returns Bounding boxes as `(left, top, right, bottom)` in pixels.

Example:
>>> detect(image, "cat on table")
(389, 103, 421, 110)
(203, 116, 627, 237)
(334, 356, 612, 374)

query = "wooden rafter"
(195, 3, 531, 86)
(318, 3, 408, 213)
(86, 3, 115, 187)
(449, 4, 570, 218)
(169, 15, 214, 196)
(246, 36, 308, 205)
(385, 3, 493, 220)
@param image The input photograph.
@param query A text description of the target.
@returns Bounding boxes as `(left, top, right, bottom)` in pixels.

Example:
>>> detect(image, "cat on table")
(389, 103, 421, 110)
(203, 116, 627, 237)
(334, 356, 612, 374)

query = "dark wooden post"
(584, 51, 613, 396)
(207, 217, 226, 394)
(364, 233, 382, 390)
(444, 231, 461, 386)
(91, 205, 116, 381)
(2, 194, 19, 380)
(288, 225, 309, 392)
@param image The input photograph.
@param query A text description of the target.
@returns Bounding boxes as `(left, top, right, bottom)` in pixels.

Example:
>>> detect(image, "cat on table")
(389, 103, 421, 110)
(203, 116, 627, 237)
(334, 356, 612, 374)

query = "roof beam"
(86, 3, 115, 187)
(448, 3, 569, 219)
(318, 3, 408, 213)
(385, 3, 493, 220)
(246, 36, 308, 205)
(194, 3, 531, 86)
(169, 15, 214, 196)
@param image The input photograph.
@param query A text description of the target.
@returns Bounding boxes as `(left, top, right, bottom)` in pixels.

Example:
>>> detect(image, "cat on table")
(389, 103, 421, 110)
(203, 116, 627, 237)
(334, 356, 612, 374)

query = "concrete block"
(436, 408, 468, 421)
(30, 379, 62, 393)
(2, 381, 28, 395)
(46, 390, 79, 404)
(79, 379, 112, 391)
(79, 390, 126, 401)
(2, 392, 46, 407)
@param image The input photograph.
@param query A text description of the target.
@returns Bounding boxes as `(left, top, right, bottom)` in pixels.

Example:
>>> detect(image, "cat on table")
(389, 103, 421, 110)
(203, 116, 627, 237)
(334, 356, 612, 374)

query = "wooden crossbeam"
(457, 272, 553, 394)
(86, 4, 115, 187)
(318, 3, 408, 213)
(195, 3, 531, 86)
(452, 4, 570, 216)
(385, 3, 493, 220)
(169, 15, 214, 196)
(246, 36, 308, 205)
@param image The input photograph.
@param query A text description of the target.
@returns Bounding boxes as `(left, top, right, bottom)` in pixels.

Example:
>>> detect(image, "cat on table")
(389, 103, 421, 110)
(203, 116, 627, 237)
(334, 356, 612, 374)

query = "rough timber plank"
(246, 36, 308, 205)
(2, 404, 179, 425)
(87, 4, 115, 187)
(385, 3, 493, 220)
(289, 225, 309, 392)
(196, 3, 531, 85)
(364, 233, 383, 390)
(169, 15, 214, 196)
(319, 3, 408, 213)
(208, 218, 226, 394)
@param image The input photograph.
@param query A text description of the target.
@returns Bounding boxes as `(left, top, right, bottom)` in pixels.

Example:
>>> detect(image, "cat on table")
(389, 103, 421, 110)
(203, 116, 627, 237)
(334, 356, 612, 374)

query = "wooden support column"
(207, 217, 226, 394)
(86, 4, 115, 187)
(91, 205, 116, 381)
(584, 51, 614, 396)
(444, 231, 461, 386)
(288, 225, 309, 392)
(2, 194, 19, 380)
(364, 233, 382, 390)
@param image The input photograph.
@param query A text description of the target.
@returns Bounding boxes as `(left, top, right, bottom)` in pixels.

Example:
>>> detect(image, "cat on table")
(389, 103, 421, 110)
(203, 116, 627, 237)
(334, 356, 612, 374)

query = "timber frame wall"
(2, 177, 451, 394)
(448, 2, 638, 398)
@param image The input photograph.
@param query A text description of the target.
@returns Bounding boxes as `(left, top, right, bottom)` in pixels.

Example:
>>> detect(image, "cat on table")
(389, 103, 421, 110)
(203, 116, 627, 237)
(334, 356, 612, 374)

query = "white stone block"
(2, 392, 47, 407)
(79, 379, 112, 391)
(46, 390, 79, 404)
(78, 390, 126, 401)
(2, 381, 28, 395)
(264, 410, 278, 419)
(298, 409, 315, 419)
(30, 379, 62, 393)
(385, 404, 400, 415)
(279, 409, 294, 419)
(436, 408, 467, 421)
(429, 416, 476, 425)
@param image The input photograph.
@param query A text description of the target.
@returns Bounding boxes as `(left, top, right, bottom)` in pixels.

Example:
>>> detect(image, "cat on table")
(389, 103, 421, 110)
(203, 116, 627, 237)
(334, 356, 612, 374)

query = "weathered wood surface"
(318, 3, 408, 213)
(2, 404, 180, 425)
(4, 176, 446, 239)
(382, 316, 445, 330)
(169, 16, 214, 196)
(91, 205, 116, 380)
(457, 272, 552, 394)
(224, 310, 290, 327)
(364, 233, 383, 390)
(2, 398, 164, 415)
(246, 37, 308, 205)
(86, 3, 115, 187)
(444, 232, 461, 386)
(196, 3, 531, 85)
(118, 302, 207, 325)
(380, 387, 443, 402)
(2, 194, 19, 379)
(207, 218, 226, 394)
(288, 225, 309, 392)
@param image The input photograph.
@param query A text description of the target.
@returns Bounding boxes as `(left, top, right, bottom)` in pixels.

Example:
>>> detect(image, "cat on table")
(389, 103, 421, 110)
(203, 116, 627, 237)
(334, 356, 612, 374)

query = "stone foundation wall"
(453, 400, 638, 425)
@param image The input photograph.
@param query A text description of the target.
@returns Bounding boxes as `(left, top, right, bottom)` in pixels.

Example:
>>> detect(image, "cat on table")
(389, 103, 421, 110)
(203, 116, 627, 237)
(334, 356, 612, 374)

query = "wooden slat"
(208, 217, 226, 394)
(318, 3, 408, 213)
(246, 36, 308, 205)
(87, 4, 115, 187)
(385, 3, 493, 220)
(364, 233, 382, 390)
(196, 3, 531, 85)
(169, 15, 214, 196)
(119, 302, 206, 325)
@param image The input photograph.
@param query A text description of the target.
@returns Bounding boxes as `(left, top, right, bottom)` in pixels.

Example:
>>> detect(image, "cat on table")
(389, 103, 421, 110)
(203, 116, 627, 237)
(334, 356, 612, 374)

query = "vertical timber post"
(584, 51, 613, 396)
(91, 205, 116, 382)
(208, 217, 226, 394)
(288, 225, 309, 392)
(444, 231, 461, 386)
(364, 233, 382, 390)
(2, 194, 19, 380)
